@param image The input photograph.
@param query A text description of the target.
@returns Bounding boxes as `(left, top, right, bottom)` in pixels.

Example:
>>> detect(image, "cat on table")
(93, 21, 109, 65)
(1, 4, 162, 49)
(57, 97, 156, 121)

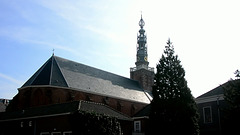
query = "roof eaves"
(195, 94, 224, 104)
(0, 101, 80, 122)
(0, 112, 71, 122)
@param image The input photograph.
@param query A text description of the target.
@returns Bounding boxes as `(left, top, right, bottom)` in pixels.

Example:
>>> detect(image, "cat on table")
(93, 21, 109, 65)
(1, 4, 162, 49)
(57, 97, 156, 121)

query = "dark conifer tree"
(223, 79, 240, 135)
(149, 39, 199, 135)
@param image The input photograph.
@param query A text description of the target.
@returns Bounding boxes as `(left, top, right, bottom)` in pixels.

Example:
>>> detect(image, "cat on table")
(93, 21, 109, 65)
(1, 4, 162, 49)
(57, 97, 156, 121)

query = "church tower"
(130, 15, 154, 92)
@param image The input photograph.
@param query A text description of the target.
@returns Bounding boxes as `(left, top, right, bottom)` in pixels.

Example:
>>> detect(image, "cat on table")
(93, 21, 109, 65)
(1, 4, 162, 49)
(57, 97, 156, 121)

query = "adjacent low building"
(0, 100, 132, 135)
(195, 79, 240, 135)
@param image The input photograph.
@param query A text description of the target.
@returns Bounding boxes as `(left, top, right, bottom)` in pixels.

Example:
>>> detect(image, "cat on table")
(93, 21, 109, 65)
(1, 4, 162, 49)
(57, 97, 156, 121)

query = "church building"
(0, 16, 154, 135)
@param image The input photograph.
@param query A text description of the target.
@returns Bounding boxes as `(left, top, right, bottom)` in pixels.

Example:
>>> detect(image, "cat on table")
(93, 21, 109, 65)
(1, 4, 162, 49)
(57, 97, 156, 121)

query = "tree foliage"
(149, 39, 199, 135)
(71, 111, 122, 135)
(223, 79, 240, 134)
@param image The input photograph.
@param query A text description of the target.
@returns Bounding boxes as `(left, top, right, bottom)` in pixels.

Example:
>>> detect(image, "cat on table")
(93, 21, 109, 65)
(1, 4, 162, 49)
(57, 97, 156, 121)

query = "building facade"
(195, 80, 239, 135)
(0, 101, 132, 135)
(0, 16, 155, 135)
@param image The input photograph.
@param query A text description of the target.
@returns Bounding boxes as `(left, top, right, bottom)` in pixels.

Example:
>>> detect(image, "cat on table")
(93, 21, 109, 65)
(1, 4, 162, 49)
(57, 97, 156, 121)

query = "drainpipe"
(33, 120, 37, 135)
(217, 97, 222, 135)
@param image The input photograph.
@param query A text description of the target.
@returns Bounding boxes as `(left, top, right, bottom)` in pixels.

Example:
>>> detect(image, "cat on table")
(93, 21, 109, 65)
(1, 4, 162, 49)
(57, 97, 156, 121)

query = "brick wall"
(130, 69, 154, 92)
(10, 86, 148, 116)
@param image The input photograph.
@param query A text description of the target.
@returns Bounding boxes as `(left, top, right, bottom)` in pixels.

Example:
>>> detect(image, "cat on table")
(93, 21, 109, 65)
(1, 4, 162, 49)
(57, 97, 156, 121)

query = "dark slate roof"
(22, 55, 68, 87)
(0, 101, 132, 121)
(196, 79, 240, 99)
(22, 55, 151, 104)
(197, 85, 224, 99)
(133, 104, 151, 118)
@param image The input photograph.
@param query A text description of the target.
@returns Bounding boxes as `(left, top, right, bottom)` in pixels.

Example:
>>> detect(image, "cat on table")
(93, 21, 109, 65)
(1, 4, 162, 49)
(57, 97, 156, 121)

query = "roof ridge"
(51, 56, 69, 87)
(49, 56, 54, 85)
(196, 80, 230, 98)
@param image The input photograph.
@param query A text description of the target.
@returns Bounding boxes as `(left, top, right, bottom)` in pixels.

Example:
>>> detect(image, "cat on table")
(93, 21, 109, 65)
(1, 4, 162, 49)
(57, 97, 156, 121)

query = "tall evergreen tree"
(149, 39, 199, 135)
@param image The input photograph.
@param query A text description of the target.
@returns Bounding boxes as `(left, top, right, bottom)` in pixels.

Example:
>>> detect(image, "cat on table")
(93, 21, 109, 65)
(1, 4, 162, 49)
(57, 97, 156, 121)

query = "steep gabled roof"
(22, 55, 68, 87)
(133, 104, 151, 118)
(22, 55, 151, 104)
(196, 79, 240, 99)
(197, 85, 224, 99)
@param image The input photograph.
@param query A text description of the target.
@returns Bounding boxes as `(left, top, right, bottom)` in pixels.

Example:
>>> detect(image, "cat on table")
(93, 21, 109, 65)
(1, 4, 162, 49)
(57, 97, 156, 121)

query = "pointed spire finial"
(52, 49, 55, 56)
(139, 12, 145, 28)
(167, 38, 172, 45)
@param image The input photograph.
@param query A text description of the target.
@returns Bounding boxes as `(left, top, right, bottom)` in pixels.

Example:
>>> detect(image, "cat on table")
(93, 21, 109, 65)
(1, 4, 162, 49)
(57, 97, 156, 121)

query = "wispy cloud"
(0, 73, 23, 85)
(23, 39, 86, 57)
(38, 1, 124, 43)
(0, 26, 83, 57)
(85, 25, 120, 42)
(38, 1, 90, 26)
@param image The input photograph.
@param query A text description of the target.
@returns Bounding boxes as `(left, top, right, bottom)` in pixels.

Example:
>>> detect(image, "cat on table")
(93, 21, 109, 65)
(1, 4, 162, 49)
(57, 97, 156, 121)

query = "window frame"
(134, 120, 141, 132)
(203, 106, 213, 123)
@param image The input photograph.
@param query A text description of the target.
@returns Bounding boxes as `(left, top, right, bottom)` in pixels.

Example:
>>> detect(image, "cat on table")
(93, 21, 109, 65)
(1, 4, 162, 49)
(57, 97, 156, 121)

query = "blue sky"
(0, 0, 240, 99)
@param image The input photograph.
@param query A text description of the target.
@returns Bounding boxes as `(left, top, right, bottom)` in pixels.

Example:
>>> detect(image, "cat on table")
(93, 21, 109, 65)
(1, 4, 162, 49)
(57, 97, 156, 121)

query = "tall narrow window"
(203, 106, 212, 123)
(134, 121, 141, 132)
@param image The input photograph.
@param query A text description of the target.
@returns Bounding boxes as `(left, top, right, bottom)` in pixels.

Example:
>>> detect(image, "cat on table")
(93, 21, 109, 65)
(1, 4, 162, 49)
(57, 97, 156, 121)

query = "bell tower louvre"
(130, 15, 154, 92)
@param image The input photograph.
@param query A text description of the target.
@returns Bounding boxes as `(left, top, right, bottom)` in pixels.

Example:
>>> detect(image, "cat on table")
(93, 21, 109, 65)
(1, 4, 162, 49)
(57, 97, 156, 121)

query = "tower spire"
(130, 14, 154, 92)
(139, 13, 145, 29)
(135, 14, 148, 70)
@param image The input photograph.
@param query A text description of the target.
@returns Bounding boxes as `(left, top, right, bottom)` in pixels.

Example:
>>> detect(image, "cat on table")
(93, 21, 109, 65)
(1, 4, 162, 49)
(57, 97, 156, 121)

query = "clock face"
(144, 56, 148, 61)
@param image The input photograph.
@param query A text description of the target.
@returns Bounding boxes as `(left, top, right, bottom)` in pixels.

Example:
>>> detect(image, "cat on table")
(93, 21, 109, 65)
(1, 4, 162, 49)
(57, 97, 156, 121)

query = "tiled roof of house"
(133, 104, 151, 118)
(196, 79, 240, 99)
(21, 55, 151, 104)
(0, 101, 132, 121)
(197, 85, 224, 99)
